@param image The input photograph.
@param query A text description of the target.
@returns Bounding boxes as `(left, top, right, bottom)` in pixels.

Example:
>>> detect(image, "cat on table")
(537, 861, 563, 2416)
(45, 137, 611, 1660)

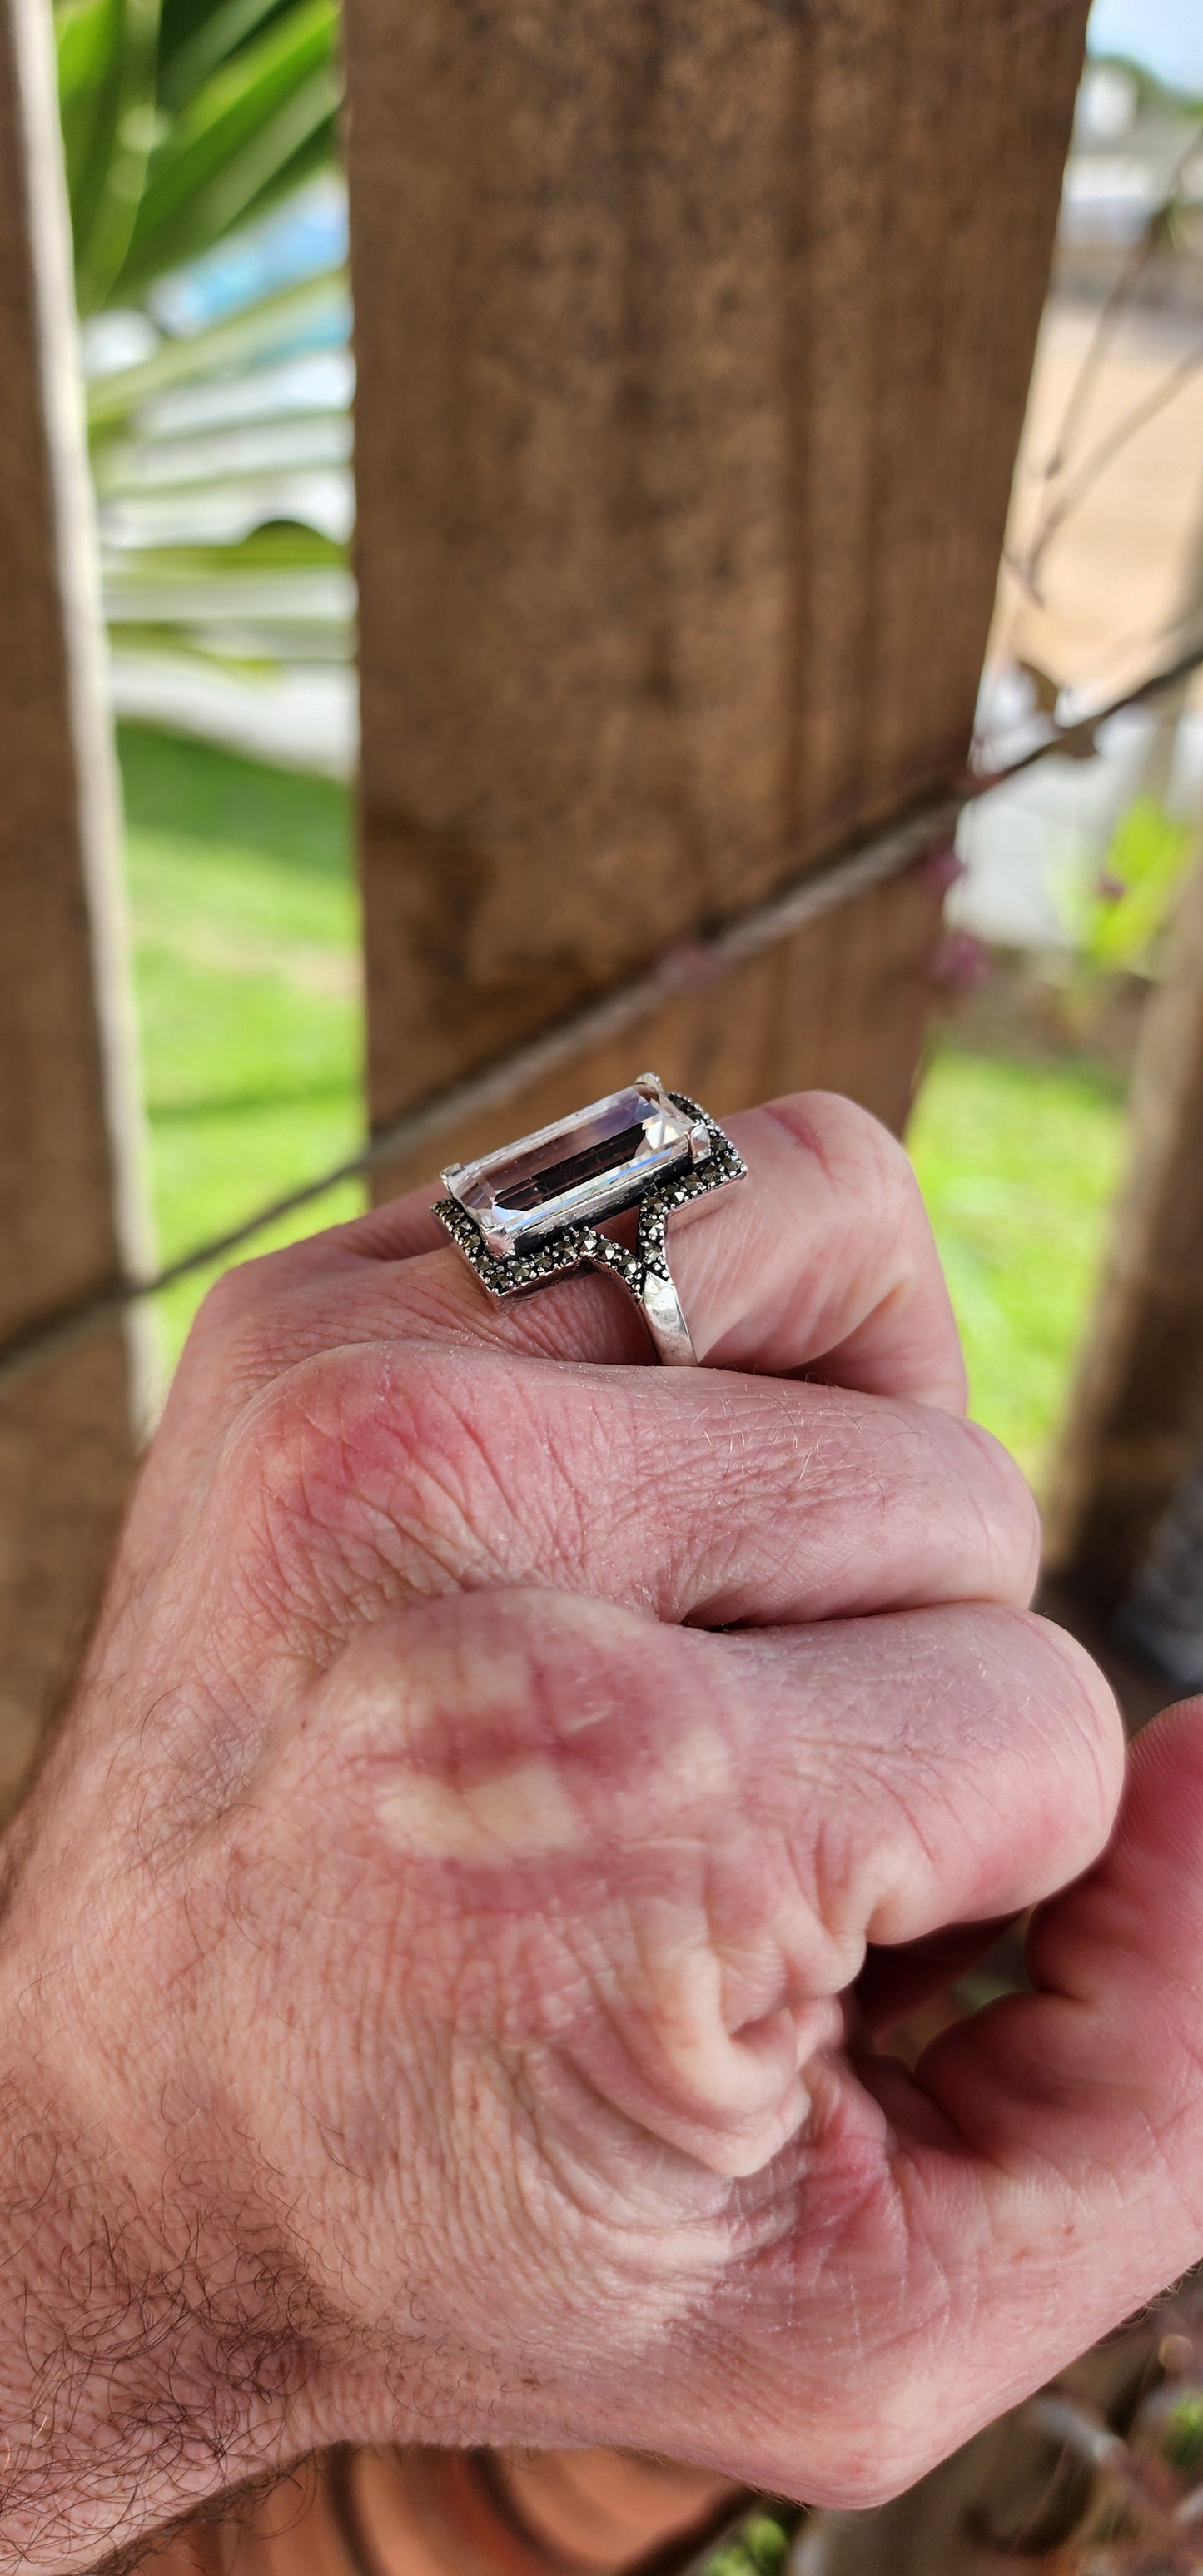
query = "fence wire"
(4, 633, 1203, 1401)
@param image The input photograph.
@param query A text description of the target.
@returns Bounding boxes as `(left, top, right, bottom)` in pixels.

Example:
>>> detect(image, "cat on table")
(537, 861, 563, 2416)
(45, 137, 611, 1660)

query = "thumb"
(918, 1698, 1203, 2365)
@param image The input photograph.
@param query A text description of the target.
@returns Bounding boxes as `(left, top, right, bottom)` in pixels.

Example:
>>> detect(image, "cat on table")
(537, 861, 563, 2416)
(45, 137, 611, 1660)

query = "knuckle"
(351, 1586, 649, 1761)
(330, 1590, 788, 2166)
(192, 1246, 290, 1337)
(993, 1604, 1126, 1824)
(818, 2451, 927, 2513)
(190, 1217, 349, 1337)
(183, 1258, 269, 1365)
(768, 1089, 915, 1206)
(727, 2382, 937, 2513)
(227, 1343, 553, 1619)
(410, 1589, 707, 1783)
(738, 1390, 1036, 1619)
(181, 1246, 308, 1394)
(162, 1259, 290, 1436)
(764, 1092, 934, 1289)
(957, 1416, 1042, 1604)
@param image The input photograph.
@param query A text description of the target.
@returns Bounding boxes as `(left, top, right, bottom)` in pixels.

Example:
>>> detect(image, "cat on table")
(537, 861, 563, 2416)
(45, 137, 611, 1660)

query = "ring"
(433, 1072, 746, 1365)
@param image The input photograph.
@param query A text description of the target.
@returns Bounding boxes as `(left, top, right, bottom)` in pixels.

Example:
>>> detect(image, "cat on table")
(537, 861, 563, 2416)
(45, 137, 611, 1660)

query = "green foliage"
(1061, 796, 1195, 977)
(57, 0, 351, 687)
(703, 2509, 795, 2576)
(1161, 2390, 1203, 2480)
(82, 281, 353, 681)
(118, 0, 338, 297)
(55, 0, 341, 312)
(1087, 49, 1203, 117)
(83, 268, 346, 428)
(100, 518, 352, 678)
(907, 1043, 1126, 1486)
(117, 724, 362, 1366)
(57, 0, 163, 312)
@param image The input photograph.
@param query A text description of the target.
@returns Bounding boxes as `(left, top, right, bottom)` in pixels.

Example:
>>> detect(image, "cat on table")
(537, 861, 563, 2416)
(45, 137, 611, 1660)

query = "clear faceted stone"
(443, 1073, 699, 1259)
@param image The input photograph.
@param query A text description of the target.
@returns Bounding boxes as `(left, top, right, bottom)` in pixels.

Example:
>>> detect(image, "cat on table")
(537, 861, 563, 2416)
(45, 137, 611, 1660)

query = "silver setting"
(434, 1073, 745, 1366)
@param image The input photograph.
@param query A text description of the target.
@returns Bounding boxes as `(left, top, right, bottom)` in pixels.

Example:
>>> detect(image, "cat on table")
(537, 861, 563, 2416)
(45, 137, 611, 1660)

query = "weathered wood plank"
(0, 0, 148, 1810)
(374, 862, 943, 1207)
(345, 0, 1087, 1175)
(1044, 843, 1203, 1612)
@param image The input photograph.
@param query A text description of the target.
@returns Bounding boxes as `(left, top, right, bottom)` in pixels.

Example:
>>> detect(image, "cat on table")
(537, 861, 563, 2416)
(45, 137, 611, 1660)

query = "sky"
(1087, 0, 1203, 93)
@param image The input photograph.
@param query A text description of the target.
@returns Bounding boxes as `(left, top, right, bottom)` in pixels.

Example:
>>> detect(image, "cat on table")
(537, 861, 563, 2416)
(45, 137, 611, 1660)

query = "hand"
(0, 1091, 1196, 2574)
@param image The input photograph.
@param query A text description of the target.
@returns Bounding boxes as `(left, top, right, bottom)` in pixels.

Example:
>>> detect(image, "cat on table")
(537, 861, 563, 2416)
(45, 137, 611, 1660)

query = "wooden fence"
(0, 0, 149, 1809)
(7, 0, 1171, 1825)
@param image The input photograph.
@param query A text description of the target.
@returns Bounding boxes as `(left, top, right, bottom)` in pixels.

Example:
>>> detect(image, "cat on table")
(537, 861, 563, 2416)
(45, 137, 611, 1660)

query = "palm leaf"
(74, 0, 164, 311)
(57, 0, 122, 217)
(61, 0, 355, 745)
(85, 267, 349, 430)
(123, 60, 340, 289)
(112, 0, 339, 297)
(58, 0, 341, 312)
(57, 0, 165, 311)
(158, 0, 292, 109)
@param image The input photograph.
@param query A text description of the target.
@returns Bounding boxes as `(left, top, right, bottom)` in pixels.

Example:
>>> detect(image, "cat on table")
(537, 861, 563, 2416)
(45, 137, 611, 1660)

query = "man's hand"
(0, 1092, 1194, 2573)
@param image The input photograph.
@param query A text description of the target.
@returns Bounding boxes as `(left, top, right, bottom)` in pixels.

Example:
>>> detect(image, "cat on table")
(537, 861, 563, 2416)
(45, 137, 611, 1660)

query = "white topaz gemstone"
(442, 1072, 711, 1259)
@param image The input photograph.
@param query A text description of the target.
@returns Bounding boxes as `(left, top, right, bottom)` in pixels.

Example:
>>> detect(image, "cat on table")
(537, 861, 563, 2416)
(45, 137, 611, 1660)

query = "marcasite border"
(433, 1091, 745, 1304)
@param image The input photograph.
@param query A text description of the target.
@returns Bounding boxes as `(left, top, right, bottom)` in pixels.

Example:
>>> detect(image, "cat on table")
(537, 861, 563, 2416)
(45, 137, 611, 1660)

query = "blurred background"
(65, 0, 1203, 1501)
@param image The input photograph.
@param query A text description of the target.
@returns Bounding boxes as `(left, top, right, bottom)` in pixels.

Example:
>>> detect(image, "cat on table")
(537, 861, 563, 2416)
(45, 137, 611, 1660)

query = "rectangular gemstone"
(443, 1074, 704, 1259)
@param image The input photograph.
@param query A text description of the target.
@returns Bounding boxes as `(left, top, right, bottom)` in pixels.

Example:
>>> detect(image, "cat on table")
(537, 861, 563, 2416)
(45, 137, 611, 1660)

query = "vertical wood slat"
(0, 0, 148, 1810)
(1044, 845, 1203, 1612)
(345, 0, 1088, 1185)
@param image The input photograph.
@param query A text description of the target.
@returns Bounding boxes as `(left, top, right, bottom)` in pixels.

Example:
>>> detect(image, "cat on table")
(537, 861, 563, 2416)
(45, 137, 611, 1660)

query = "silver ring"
(433, 1072, 745, 1365)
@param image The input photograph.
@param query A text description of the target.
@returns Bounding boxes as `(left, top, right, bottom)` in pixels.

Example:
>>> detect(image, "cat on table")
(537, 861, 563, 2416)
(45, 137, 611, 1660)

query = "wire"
(4, 634, 1203, 1400)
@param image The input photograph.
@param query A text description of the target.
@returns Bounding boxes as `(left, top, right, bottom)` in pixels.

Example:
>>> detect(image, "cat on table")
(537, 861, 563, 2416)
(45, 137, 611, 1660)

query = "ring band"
(433, 1072, 745, 1365)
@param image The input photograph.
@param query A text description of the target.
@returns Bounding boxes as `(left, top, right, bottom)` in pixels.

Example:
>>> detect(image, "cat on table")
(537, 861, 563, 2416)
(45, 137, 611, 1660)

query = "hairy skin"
(0, 1092, 1198, 2574)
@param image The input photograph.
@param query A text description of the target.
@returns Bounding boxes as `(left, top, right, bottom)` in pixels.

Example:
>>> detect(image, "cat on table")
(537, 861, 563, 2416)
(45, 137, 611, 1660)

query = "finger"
(208, 1092, 967, 1408)
(309, 1588, 1121, 2177)
(872, 1699, 1203, 2468)
(685, 1699, 1203, 2509)
(717, 1605, 1122, 1953)
(341, 1191, 447, 1262)
(246, 1337, 1039, 1628)
(672, 1092, 964, 1405)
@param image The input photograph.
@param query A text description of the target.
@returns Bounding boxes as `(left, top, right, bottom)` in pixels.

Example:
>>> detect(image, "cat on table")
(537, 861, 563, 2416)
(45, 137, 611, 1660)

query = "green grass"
(118, 723, 1129, 1487)
(118, 723, 363, 1366)
(907, 1042, 1126, 1488)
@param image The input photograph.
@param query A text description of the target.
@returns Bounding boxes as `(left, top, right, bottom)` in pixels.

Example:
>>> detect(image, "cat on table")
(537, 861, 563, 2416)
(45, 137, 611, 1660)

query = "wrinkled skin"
(2, 1091, 1201, 2576)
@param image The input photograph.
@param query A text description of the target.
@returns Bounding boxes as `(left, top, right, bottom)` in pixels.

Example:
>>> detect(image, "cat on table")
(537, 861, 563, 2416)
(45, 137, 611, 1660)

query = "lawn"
(907, 1042, 1126, 1484)
(120, 724, 1128, 1489)
(119, 723, 364, 1365)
